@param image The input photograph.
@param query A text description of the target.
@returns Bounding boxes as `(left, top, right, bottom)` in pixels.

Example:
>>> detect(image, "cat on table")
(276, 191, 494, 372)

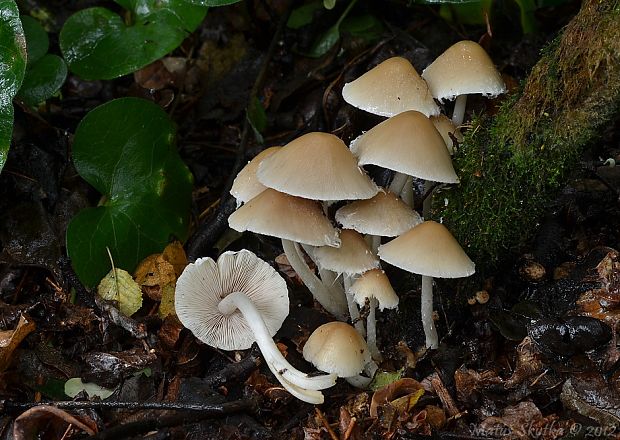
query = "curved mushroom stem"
(281, 239, 348, 320)
(300, 244, 347, 304)
(400, 176, 414, 207)
(451, 94, 467, 126)
(264, 359, 325, 404)
(421, 275, 439, 349)
(218, 292, 337, 391)
(344, 274, 365, 336)
(388, 172, 409, 195)
(366, 297, 383, 362)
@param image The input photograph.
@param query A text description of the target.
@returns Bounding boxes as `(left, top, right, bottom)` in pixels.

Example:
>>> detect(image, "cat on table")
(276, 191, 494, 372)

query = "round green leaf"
(20, 15, 48, 65)
(59, 2, 207, 80)
(0, 0, 27, 172)
(18, 54, 67, 106)
(66, 98, 193, 287)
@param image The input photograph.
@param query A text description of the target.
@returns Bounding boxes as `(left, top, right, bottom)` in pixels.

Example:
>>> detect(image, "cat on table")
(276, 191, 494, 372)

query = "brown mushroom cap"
(228, 188, 340, 247)
(342, 57, 440, 117)
(350, 269, 399, 311)
(302, 321, 371, 377)
(312, 229, 380, 275)
(174, 250, 289, 351)
(350, 111, 458, 183)
(421, 40, 506, 102)
(378, 221, 475, 278)
(230, 147, 281, 205)
(257, 132, 378, 201)
(335, 189, 422, 237)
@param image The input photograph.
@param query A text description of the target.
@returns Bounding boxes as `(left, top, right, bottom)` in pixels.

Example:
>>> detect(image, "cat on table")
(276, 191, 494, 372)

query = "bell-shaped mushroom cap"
(430, 115, 464, 155)
(257, 132, 378, 201)
(350, 111, 459, 184)
(342, 57, 440, 118)
(335, 189, 422, 237)
(350, 269, 399, 311)
(230, 147, 281, 205)
(421, 40, 506, 102)
(175, 250, 289, 351)
(378, 220, 475, 278)
(313, 229, 380, 275)
(303, 321, 371, 378)
(228, 188, 340, 247)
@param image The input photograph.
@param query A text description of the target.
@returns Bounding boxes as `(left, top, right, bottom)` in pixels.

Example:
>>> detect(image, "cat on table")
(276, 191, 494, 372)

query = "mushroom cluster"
(176, 40, 506, 403)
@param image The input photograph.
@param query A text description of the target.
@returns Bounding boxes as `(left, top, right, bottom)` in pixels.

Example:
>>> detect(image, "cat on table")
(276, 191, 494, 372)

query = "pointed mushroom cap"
(378, 221, 475, 278)
(312, 229, 380, 275)
(421, 40, 506, 102)
(175, 250, 289, 351)
(350, 269, 399, 311)
(335, 189, 422, 237)
(257, 132, 378, 201)
(230, 147, 281, 205)
(228, 188, 340, 247)
(430, 115, 463, 155)
(342, 57, 440, 117)
(350, 111, 459, 183)
(303, 321, 371, 378)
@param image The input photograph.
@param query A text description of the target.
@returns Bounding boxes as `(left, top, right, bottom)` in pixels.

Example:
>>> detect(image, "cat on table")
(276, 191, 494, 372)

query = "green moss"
(438, 0, 620, 274)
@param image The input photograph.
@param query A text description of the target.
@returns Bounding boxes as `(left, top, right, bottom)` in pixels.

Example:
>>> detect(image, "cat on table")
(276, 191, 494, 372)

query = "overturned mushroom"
(175, 249, 336, 403)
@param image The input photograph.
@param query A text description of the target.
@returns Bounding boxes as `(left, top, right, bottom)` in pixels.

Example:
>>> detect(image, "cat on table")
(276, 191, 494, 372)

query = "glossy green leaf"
(20, 15, 48, 65)
(246, 96, 267, 143)
(18, 54, 67, 106)
(287, 1, 323, 29)
(323, 0, 337, 9)
(340, 14, 384, 41)
(66, 98, 193, 287)
(59, 1, 207, 80)
(0, 0, 27, 172)
(308, 24, 341, 58)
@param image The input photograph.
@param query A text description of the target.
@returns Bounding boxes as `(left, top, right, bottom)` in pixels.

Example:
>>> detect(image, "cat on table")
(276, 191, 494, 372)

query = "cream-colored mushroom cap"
(175, 250, 289, 351)
(342, 57, 440, 117)
(313, 229, 380, 275)
(350, 269, 399, 311)
(303, 322, 371, 378)
(430, 115, 464, 155)
(230, 147, 281, 205)
(257, 132, 378, 201)
(378, 221, 475, 278)
(422, 40, 506, 102)
(228, 188, 340, 247)
(350, 111, 458, 183)
(335, 189, 422, 237)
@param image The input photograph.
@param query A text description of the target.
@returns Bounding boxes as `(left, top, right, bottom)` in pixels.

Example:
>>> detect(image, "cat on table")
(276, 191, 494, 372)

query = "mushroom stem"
(421, 275, 439, 349)
(218, 292, 337, 390)
(400, 176, 414, 207)
(264, 359, 325, 404)
(344, 360, 378, 389)
(281, 239, 348, 319)
(301, 244, 347, 302)
(366, 297, 383, 362)
(451, 94, 467, 126)
(388, 172, 409, 195)
(422, 180, 433, 220)
(344, 275, 365, 336)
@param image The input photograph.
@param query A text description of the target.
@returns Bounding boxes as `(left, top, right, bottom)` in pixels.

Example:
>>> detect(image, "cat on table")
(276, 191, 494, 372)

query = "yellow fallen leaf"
(158, 284, 177, 318)
(0, 314, 36, 372)
(97, 268, 143, 316)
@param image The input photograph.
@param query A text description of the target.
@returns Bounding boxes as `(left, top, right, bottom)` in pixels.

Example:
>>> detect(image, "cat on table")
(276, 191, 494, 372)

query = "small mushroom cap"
(350, 111, 459, 183)
(313, 229, 380, 275)
(350, 269, 399, 310)
(175, 250, 289, 351)
(378, 221, 475, 278)
(430, 115, 463, 155)
(335, 189, 422, 237)
(228, 188, 340, 247)
(342, 57, 440, 117)
(303, 321, 371, 378)
(421, 40, 506, 102)
(230, 147, 281, 205)
(257, 132, 378, 201)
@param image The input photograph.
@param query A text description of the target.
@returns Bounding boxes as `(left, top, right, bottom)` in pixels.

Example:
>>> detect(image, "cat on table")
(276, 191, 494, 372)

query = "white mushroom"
(175, 249, 337, 403)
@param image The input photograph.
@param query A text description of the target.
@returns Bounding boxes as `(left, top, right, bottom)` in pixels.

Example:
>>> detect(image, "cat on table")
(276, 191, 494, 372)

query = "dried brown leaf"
(0, 314, 35, 372)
